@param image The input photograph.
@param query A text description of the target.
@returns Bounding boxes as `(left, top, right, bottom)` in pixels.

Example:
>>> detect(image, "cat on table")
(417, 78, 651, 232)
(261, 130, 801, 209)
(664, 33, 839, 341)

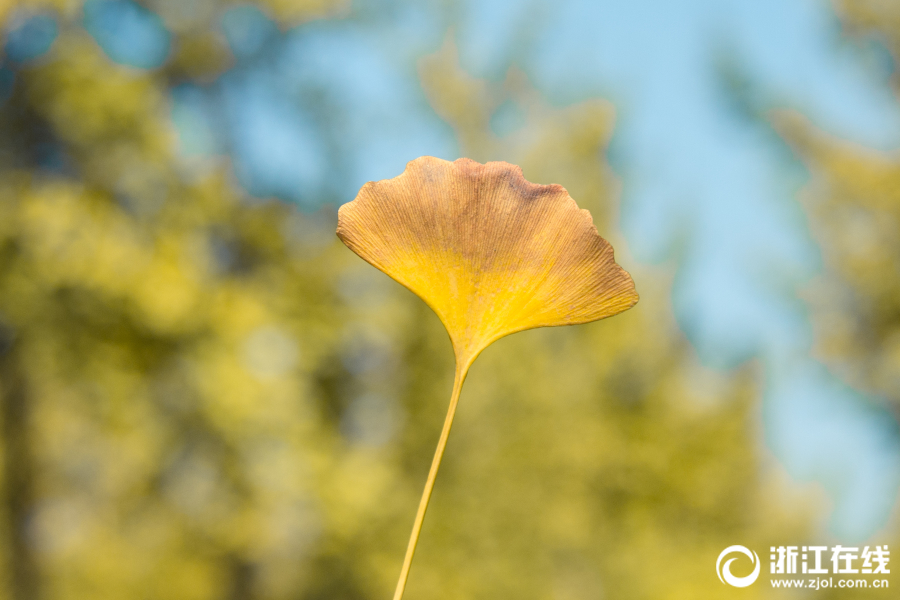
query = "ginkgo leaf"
(337, 156, 638, 369)
(336, 156, 638, 600)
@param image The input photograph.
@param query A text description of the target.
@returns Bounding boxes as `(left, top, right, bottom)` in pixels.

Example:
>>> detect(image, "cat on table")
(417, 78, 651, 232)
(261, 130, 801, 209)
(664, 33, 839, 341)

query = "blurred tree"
(0, 3, 819, 600)
(779, 114, 900, 413)
(834, 0, 900, 60)
(771, 4, 900, 598)
(777, 111, 900, 415)
(0, 4, 354, 599)
(775, 0, 900, 417)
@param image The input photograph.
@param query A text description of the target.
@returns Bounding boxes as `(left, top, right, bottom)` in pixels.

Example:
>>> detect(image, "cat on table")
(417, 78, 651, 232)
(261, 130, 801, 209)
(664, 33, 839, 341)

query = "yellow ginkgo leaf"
(337, 156, 638, 600)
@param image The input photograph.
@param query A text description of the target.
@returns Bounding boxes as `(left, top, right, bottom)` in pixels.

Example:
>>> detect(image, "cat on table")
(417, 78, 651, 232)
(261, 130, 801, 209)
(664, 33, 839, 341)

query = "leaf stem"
(392, 361, 469, 600)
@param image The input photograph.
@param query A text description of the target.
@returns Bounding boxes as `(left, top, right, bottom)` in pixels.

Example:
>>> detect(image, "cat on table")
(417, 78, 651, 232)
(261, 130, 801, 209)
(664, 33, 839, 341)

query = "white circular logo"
(716, 545, 761, 588)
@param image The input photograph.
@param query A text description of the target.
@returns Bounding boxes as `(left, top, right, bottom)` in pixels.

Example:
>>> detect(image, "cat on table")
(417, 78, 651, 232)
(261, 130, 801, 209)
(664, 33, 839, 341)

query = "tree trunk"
(0, 336, 40, 600)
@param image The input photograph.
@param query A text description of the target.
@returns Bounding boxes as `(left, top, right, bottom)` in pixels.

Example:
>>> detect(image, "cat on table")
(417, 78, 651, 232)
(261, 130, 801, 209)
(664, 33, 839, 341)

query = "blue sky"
(9, 0, 899, 540)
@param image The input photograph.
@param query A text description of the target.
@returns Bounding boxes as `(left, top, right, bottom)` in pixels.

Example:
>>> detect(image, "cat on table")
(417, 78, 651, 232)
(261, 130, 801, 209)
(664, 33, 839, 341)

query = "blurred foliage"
(777, 111, 900, 414)
(777, 0, 900, 416)
(775, 110, 900, 598)
(772, 3, 900, 595)
(0, 2, 825, 600)
(834, 0, 900, 63)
